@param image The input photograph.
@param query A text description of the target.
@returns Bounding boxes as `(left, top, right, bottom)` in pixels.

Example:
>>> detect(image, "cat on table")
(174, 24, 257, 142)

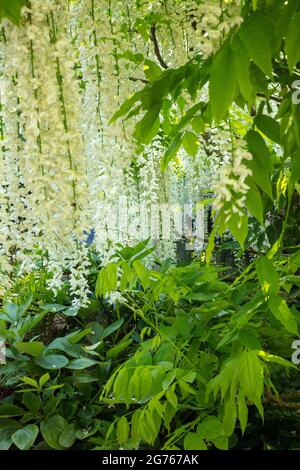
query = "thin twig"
(262, 389, 300, 410)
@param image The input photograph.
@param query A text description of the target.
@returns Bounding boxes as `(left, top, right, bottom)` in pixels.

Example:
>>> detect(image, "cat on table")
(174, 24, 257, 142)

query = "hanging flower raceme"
(73, 0, 138, 261)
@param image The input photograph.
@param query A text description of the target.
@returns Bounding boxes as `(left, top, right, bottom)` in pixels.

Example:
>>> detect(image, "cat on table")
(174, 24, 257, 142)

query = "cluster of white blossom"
(1, 0, 89, 302)
(73, 0, 138, 262)
(72, 0, 210, 264)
